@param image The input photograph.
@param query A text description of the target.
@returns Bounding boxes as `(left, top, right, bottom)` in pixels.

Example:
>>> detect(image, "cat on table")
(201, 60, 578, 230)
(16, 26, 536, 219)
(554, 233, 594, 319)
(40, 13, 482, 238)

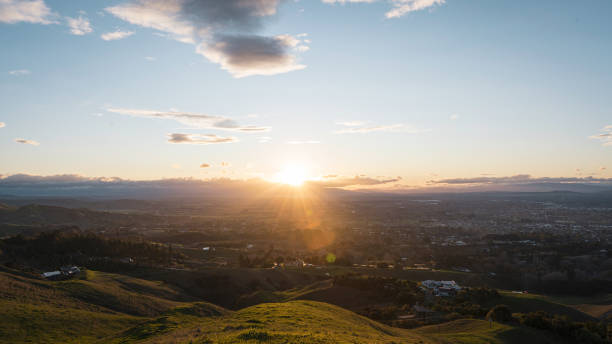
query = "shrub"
(486, 304, 512, 323)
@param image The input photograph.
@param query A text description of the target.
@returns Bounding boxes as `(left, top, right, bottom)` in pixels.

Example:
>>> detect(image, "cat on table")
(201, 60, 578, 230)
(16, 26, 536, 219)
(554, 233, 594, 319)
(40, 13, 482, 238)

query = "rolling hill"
(0, 267, 580, 344)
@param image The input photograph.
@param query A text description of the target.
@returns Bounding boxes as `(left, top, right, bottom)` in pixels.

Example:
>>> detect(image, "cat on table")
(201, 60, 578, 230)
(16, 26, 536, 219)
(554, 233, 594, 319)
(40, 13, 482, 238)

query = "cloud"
(106, 108, 270, 132)
(8, 69, 30, 76)
(167, 133, 238, 145)
(429, 174, 612, 186)
(220, 162, 231, 167)
(200, 163, 210, 168)
(15, 138, 39, 146)
(66, 15, 92, 35)
(334, 122, 427, 134)
(145, 56, 156, 61)
(322, 0, 444, 18)
(196, 34, 307, 78)
(386, 0, 445, 18)
(323, 0, 377, 3)
(258, 136, 271, 143)
(0, 122, 5, 128)
(589, 125, 612, 147)
(287, 140, 320, 144)
(307, 175, 401, 188)
(450, 113, 459, 120)
(0, 174, 304, 198)
(106, 0, 307, 77)
(0, 0, 57, 24)
(101, 30, 134, 41)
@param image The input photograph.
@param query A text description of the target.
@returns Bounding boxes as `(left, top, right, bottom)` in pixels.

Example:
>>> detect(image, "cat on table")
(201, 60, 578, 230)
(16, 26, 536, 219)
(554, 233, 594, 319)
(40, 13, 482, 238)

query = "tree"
(486, 304, 513, 323)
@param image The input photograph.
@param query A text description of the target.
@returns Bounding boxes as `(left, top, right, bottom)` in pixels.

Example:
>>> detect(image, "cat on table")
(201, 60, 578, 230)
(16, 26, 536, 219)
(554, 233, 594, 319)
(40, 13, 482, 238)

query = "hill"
(0, 267, 223, 344)
(0, 268, 590, 344)
(107, 300, 571, 344)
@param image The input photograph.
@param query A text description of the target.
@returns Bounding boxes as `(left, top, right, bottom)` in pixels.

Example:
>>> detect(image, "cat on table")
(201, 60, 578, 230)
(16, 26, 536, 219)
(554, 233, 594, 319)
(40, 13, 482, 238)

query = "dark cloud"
(106, 0, 308, 77)
(198, 34, 304, 77)
(167, 133, 238, 144)
(180, 0, 281, 32)
(0, 174, 271, 198)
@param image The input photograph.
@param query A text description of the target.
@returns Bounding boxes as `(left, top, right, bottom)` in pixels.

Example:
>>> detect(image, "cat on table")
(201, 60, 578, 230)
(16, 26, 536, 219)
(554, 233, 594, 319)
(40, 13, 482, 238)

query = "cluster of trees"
(515, 311, 610, 344)
(0, 230, 182, 270)
(334, 274, 422, 304)
(238, 246, 274, 268)
(333, 275, 425, 324)
(432, 287, 501, 318)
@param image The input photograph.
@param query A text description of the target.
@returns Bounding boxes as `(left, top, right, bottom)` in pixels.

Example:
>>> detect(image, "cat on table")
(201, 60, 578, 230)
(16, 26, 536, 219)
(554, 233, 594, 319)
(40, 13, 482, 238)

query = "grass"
(497, 291, 600, 321)
(107, 300, 574, 344)
(0, 299, 141, 344)
(0, 267, 598, 344)
(413, 319, 572, 344)
(0, 268, 203, 344)
(55, 270, 188, 316)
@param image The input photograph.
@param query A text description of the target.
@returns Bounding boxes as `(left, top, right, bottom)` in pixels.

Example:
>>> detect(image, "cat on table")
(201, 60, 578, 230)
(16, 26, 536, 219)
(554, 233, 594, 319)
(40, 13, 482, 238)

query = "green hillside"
(0, 268, 586, 344)
(107, 300, 572, 344)
(0, 268, 221, 344)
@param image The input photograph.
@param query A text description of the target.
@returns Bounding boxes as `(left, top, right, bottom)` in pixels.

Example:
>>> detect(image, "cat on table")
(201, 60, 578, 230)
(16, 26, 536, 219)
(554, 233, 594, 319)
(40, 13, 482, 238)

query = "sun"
(276, 164, 308, 186)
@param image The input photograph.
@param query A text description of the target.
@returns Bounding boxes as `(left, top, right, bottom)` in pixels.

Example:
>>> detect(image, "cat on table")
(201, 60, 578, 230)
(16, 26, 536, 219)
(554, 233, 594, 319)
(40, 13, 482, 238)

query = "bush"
(237, 330, 272, 341)
(486, 305, 512, 323)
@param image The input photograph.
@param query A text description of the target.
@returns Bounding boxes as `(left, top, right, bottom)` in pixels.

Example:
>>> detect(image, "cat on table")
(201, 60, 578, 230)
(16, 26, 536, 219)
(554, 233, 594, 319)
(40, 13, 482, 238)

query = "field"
(500, 291, 612, 319)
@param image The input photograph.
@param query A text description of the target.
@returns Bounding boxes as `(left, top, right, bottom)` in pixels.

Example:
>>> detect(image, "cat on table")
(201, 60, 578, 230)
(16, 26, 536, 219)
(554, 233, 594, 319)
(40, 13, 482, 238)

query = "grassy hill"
(0, 268, 588, 344)
(0, 268, 216, 344)
(500, 291, 612, 320)
(106, 300, 572, 344)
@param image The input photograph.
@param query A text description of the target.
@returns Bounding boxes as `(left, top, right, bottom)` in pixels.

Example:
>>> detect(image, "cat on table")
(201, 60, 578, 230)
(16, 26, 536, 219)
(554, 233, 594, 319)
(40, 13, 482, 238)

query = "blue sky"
(0, 0, 611, 189)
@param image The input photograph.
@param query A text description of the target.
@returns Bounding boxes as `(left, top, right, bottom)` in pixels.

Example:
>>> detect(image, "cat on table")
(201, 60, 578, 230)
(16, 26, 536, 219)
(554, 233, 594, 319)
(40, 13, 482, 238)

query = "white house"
(42, 271, 61, 279)
(420, 280, 461, 296)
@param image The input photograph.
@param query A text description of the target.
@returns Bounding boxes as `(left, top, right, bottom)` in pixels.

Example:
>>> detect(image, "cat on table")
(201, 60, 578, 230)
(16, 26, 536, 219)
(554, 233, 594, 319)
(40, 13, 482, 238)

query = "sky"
(0, 0, 611, 191)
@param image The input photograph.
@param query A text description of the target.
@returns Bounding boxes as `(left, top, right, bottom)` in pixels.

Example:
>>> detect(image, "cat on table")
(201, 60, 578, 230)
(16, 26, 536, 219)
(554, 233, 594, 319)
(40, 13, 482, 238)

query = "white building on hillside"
(420, 280, 461, 296)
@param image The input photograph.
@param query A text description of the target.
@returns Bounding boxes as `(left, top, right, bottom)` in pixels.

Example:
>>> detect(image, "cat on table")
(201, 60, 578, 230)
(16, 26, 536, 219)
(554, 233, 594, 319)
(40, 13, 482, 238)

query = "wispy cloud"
(167, 133, 237, 145)
(0, 122, 5, 128)
(66, 15, 92, 35)
(307, 175, 401, 188)
(106, 0, 308, 77)
(450, 113, 459, 120)
(287, 140, 320, 144)
(145, 56, 156, 61)
(8, 69, 31, 76)
(200, 163, 211, 168)
(258, 136, 272, 143)
(101, 29, 134, 41)
(15, 138, 39, 146)
(429, 174, 612, 185)
(386, 0, 445, 18)
(589, 125, 612, 147)
(334, 122, 427, 134)
(0, 0, 57, 24)
(106, 108, 270, 132)
(322, 0, 445, 18)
